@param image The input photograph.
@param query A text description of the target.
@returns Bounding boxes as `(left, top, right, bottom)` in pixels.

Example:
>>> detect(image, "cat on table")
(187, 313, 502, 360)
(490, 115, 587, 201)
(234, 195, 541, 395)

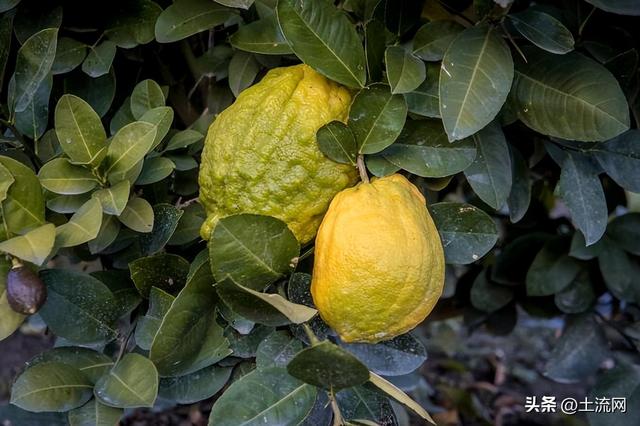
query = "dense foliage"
(1, 0, 640, 424)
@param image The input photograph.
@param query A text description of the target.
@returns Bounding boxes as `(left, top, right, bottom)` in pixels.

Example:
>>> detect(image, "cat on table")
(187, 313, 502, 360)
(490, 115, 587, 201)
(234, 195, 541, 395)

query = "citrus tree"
(1, 0, 640, 424)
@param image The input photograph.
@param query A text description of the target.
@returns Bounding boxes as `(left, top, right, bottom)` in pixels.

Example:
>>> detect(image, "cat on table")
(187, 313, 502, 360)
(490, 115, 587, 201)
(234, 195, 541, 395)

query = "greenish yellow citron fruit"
(198, 64, 359, 243)
(311, 174, 445, 343)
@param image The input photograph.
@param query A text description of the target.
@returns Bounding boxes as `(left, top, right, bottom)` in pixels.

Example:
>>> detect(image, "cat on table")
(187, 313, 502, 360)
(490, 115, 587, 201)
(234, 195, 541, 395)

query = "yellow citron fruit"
(311, 174, 445, 343)
(198, 64, 358, 242)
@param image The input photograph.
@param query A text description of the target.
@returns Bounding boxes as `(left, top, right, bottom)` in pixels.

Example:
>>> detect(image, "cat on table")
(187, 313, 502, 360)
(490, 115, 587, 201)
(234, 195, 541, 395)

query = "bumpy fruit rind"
(311, 174, 445, 343)
(198, 64, 358, 243)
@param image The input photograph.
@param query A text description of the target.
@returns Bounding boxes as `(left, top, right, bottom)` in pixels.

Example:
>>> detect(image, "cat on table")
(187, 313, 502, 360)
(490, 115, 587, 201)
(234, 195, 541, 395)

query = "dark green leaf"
(588, 363, 640, 426)
(256, 331, 303, 369)
(13, 28, 57, 112)
(14, 72, 51, 139)
(364, 19, 387, 82)
(413, 20, 464, 61)
(584, 0, 640, 16)
(130, 79, 165, 120)
(337, 385, 397, 425)
(350, 84, 407, 154)
(209, 214, 300, 291)
(404, 62, 440, 118)
(316, 120, 357, 165)
(13, 2, 61, 43)
(431, 202, 498, 264)
(159, 365, 232, 404)
(508, 10, 574, 54)
(439, 25, 513, 141)
(136, 157, 175, 185)
(168, 203, 206, 245)
(11, 362, 93, 412)
(598, 244, 637, 301)
(94, 353, 159, 408)
(154, 0, 236, 43)
(64, 69, 116, 118)
(554, 270, 595, 314)
(228, 51, 260, 97)
(511, 49, 629, 141)
(164, 129, 204, 151)
(104, 0, 162, 48)
(373, 0, 422, 36)
(607, 213, 640, 255)
(470, 269, 514, 312)
(382, 119, 476, 178)
(129, 253, 189, 297)
(340, 333, 426, 376)
(135, 287, 175, 350)
(365, 154, 400, 177)
(526, 238, 582, 296)
(81, 41, 116, 78)
(385, 46, 425, 94)
(569, 230, 604, 260)
(28, 347, 114, 384)
(593, 130, 640, 192)
(139, 204, 183, 255)
(68, 399, 123, 426)
(230, 15, 292, 55)
(88, 215, 121, 254)
(277, 0, 366, 88)
(507, 146, 531, 223)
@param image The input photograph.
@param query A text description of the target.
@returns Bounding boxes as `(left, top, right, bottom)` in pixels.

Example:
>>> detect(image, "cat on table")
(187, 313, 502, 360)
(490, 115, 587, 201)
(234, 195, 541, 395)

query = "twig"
(356, 155, 369, 183)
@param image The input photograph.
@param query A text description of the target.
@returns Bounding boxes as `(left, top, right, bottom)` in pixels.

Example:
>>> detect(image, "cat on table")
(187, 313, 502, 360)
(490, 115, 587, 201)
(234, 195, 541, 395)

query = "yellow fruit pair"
(199, 65, 445, 343)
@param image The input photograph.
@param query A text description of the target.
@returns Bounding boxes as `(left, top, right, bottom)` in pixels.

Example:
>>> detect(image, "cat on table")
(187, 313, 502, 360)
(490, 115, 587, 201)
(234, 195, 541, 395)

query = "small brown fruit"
(6, 266, 47, 315)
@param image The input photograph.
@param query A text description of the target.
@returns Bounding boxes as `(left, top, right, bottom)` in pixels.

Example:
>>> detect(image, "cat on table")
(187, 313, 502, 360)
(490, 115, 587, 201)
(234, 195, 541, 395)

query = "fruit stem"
(356, 155, 369, 184)
(10, 257, 23, 269)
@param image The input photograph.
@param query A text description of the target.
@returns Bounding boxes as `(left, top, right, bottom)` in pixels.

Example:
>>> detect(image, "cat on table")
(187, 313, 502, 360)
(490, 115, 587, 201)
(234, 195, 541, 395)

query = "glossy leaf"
(68, 399, 123, 426)
(140, 107, 173, 150)
(431, 202, 498, 264)
(413, 20, 464, 61)
(507, 146, 531, 223)
(159, 365, 232, 404)
(511, 49, 629, 141)
(593, 130, 640, 192)
(136, 157, 176, 185)
(135, 287, 175, 350)
(350, 84, 407, 154)
(168, 203, 206, 245)
(82, 41, 116, 78)
(38, 158, 98, 195)
(64, 69, 116, 118)
(209, 214, 300, 291)
(463, 122, 512, 210)
(338, 385, 396, 425)
(104, 0, 162, 48)
(365, 154, 400, 177)
(584, 0, 640, 16)
(277, 0, 366, 88)
(14, 73, 51, 140)
(155, 0, 236, 43)
(13, 28, 57, 112)
(0, 155, 45, 237)
(139, 203, 183, 255)
(316, 121, 357, 165)
(382, 119, 476, 178)
(439, 25, 513, 141)
(404, 62, 440, 118)
(54, 94, 107, 167)
(340, 333, 426, 376)
(94, 353, 159, 408)
(130, 79, 165, 120)
(607, 213, 640, 255)
(39, 269, 118, 344)
(229, 51, 260, 97)
(0, 223, 54, 265)
(27, 347, 114, 384)
(230, 15, 292, 55)
(88, 215, 120, 254)
(129, 253, 189, 298)
(105, 122, 157, 181)
(92, 181, 130, 216)
(164, 129, 204, 151)
(526, 238, 582, 296)
(118, 197, 154, 233)
(364, 19, 386, 82)
(54, 198, 103, 248)
(508, 10, 574, 54)
(256, 331, 303, 369)
(385, 46, 426, 94)
(470, 270, 514, 312)
(11, 362, 93, 412)
(209, 367, 316, 426)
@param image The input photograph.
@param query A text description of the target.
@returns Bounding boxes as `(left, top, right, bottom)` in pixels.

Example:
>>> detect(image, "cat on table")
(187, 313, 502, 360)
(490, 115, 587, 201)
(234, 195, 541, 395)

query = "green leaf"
(373, 0, 422, 36)
(337, 385, 396, 425)
(92, 270, 141, 318)
(215, 0, 254, 8)
(340, 333, 426, 376)
(470, 269, 514, 312)
(13, 2, 61, 43)
(598, 244, 637, 301)
(382, 119, 476, 178)
(105, 122, 157, 182)
(511, 49, 629, 141)
(104, 0, 162, 47)
(14, 72, 51, 140)
(431, 202, 498, 264)
(81, 41, 116, 78)
(439, 24, 513, 141)
(92, 181, 130, 216)
(228, 51, 260, 97)
(508, 10, 574, 54)
(168, 203, 206, 246)
(569, 230, 604, 260)
(349, 84, 407, 154)
(52, 37, 87, 75)
(0, 406, 66, 425)
(136, 288, 175, 350)
(558, 152, 607, 245)
(217, 278, 316, 326)
(526, 238, 582, 296)
(276, 0, 366, 88)
(543, 314, 609, 383)
(54, 94, 107, 167)
(154, 0, 236, 43)
(139, 203, 183, 255)
(136, 157, 175, 185)
(593, 130, 640, 192)
(385, 46, 426, 94)
(64, 69, 116, 118)
(554, 270, 596, 314)
(413, 20, 464, 62)
(0, 0, 20, 14)
(584, 0, 640, 16)
(463, 122, 512, 210)
(68, 399, 123, 426)
(0, 155, 45, 237)
(365, 154, 400, 177)
(0, 256, 25, 340)
(140, 106, 173, 149)
(0, 12, 13, 85)
(13, 28, 57, 112)
(588, 363, 640, 426)
(129, 253, 189, 298)
(149, 252, 231, 376)
(0, 223, 54, 265)
(316, 121, 357, 165)
(209, 214, 300, 291)
(118, 197, 154, 233)
(607, 213, 640, 255)
(230, 15, 292, 55)
(0, 162, 14, 203)
(55, 198, 103, 248)
(39, 269, 118, 344)
(38, 158, 99, 195)
(130, 79, 165, 120)
(27, 347, 114, 384)
(507, 146, 531, 223)
(287, 340, 370, 390)
(11, 362, 93, 412)
(159, 365, 232, 404)
(209, 367, 316, 426)
(88, 215, 120, 254)
(94, 353, 158, 408)
(256, 331, 303, 369)
(368, 372, 435, 425)
(404, 62, 440, 118)
(164, 129, 203, 151)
